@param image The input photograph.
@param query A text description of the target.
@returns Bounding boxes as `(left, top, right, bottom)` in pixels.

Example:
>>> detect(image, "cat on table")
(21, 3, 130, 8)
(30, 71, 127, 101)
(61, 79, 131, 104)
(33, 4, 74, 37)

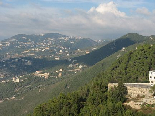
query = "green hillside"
(74, 33, 148, 66)
(0, 33, 154, 116)
(105, 44, 155, 83)
(0, 43, 144, 116)
(0, 47, 122, 116)
(33, 44, 155, 116)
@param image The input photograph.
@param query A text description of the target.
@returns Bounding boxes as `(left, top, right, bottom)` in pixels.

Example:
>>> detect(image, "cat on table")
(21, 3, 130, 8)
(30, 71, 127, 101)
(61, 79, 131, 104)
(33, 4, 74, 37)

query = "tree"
(151, 85, 155, 96)
(117, 81, 128, 102)
(108, 80, 127, 103)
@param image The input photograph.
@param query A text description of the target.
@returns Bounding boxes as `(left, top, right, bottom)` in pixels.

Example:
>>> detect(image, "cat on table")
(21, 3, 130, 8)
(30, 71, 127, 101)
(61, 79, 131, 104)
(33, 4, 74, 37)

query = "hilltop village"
(0, 33, 103, 83)
(0, 34, 97, 60)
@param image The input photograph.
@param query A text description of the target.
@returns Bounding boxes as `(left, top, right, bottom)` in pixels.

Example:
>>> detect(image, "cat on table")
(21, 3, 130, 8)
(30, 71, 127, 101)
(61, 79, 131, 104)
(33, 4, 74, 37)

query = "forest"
(32, 44, 155, 116)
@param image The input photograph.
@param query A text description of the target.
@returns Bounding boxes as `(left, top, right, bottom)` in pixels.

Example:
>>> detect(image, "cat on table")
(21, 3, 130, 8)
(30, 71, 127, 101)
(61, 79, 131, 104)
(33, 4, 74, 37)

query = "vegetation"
(0, 57, 69, 76)
(33, 78, 144, 116)
(33, 44, 155, 116)
(150, 85, 155, 96)
(0, 74, 63, 100)
(74, 33, 148, 65)
(106, 44, 155, 83)
(1, 33, 155, 116)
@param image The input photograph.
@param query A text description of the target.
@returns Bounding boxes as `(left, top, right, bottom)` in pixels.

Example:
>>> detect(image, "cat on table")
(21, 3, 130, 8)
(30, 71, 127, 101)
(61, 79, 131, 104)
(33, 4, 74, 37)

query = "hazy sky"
(0, 0, 155, 40)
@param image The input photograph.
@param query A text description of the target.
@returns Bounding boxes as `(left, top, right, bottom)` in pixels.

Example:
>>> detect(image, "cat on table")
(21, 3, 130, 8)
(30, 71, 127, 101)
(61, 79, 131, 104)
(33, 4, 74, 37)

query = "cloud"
(136, 7, 151, 15)
(41, 0, 105, 3)
(0, 1, 155, 40)
(0, 0, 2, 5)
(0, 0, 12, 8)
(88, 1, 126, 17)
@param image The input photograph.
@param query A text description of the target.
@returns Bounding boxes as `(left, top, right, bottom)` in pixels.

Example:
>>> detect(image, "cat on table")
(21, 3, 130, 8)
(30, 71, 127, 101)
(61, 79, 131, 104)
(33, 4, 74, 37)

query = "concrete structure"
(12, 77, 20, 83)
(108, 83, 155, 109)
(149, 70, 155, 86)
(108, 83, 151, 98)
(108, 71, 155, 98)
(34, 71, 49, 79)
(108, 70, 155, 109)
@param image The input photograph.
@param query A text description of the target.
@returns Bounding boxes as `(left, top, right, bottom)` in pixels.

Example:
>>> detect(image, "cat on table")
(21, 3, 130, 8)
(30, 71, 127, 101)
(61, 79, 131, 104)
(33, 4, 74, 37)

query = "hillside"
(32, 44, 155, 116)
(0, 33, 100, 81)
(105, 44, 155, 83)
(0, 33, 155, 116)
(0, 33, 98, 61)
(0, 46, 125, 116)
(74, 33, 148, 65)
(0, 33, 148, 80)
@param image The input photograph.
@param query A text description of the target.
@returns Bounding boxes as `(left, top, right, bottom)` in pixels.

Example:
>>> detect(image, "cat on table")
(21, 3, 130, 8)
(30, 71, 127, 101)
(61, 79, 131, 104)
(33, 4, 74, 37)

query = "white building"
(12, 77, 20, 83)
(149, 71, 155, 86)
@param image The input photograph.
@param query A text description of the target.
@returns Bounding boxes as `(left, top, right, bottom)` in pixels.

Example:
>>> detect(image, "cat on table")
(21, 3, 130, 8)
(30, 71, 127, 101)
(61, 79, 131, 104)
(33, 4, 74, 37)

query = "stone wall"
(108, 83, 151, 98)
(108, 83, 155, 108)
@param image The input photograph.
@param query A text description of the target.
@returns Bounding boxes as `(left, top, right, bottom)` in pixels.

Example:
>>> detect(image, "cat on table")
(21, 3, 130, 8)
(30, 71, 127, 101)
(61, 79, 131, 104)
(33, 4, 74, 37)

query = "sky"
(0, 0, 155, 40)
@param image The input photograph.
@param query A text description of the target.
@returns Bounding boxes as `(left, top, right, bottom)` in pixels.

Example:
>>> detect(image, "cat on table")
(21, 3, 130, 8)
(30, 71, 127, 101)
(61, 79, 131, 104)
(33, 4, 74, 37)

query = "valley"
(0, 33, 155, 116)
(0, 33, 106, 81)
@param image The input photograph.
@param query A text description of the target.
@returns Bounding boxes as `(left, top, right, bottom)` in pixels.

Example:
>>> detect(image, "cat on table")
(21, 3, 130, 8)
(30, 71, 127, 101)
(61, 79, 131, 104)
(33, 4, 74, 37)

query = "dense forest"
(33, 79, 131, 116)
(106, 44, 155, 83)
(33, 78, 148, 116)
(32, 44, 155, 115)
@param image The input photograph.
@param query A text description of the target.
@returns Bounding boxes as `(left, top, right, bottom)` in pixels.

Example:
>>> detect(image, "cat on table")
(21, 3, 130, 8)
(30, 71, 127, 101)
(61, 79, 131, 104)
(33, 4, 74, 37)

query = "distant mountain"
(74, 33, 149, 65)
(4, 33, 67, 43)
(0, 33, 99, 79)
(0, 33, 97, 60)
(7, 33, 97, 50)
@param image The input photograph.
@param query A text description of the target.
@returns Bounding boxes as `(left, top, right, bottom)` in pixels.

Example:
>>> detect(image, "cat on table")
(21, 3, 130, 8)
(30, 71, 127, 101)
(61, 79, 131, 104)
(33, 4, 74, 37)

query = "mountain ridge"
(74, 33, 149, 65)
(0, 33, 155, 116)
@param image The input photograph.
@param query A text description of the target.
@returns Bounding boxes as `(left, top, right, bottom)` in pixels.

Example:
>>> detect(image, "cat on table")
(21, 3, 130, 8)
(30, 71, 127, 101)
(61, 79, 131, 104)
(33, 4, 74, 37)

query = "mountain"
(0, 42, 133, 116)
(0, 33, 100, 80)
(0, 33, 98, 60)
(105, 44, 155, 83)
(0, 33, 155, 116)
(32, 44, 155, 116)
(74, 33, 149, 66)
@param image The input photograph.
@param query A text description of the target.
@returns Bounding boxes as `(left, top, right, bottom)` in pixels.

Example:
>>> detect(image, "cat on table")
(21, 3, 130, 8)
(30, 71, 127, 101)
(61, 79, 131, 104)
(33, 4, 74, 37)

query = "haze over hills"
(0, 33, 104, 81)
(0, 33, 98, 60)
(1, 33, 155, 116)
(0, 33, 150, 80)
(74, 33, 150, 65)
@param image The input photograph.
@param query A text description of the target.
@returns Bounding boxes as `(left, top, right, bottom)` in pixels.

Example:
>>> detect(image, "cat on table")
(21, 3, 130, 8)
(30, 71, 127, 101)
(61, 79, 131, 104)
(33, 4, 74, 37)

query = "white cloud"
(0, 1, 155, 40)
(89, 1, 126, 17)
(136, 7, 151, 15)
